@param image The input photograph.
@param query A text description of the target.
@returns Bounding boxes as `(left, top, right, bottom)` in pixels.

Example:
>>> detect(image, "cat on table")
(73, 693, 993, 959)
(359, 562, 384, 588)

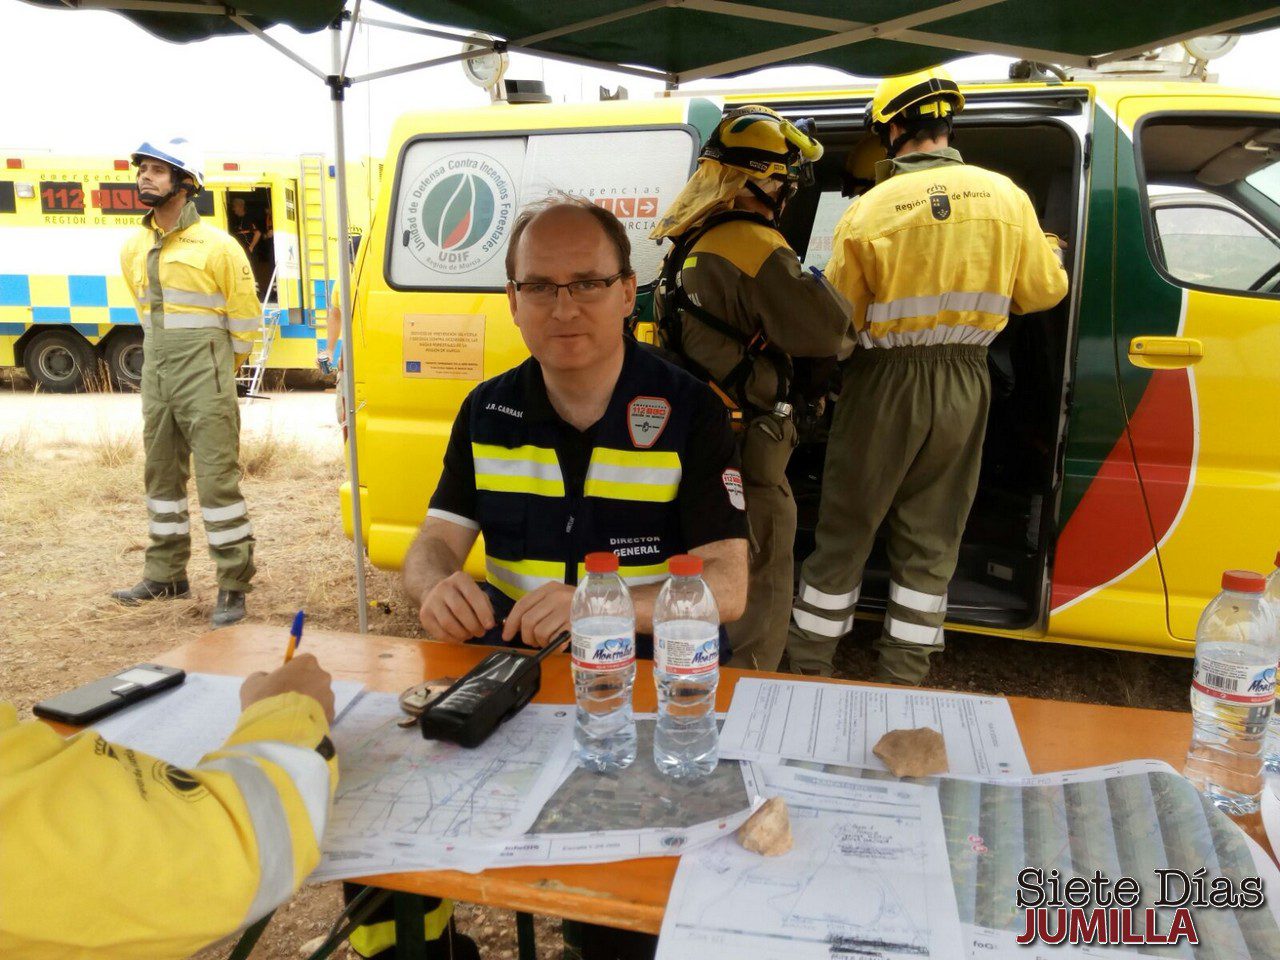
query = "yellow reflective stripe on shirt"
(485, 556, 566, 601)
(584, 448, 681, 503)
(349, 900, 455, 958)
(577, 559, 670, 586)
(472, 443, 565, 497)
(865, 290, 1010, 325)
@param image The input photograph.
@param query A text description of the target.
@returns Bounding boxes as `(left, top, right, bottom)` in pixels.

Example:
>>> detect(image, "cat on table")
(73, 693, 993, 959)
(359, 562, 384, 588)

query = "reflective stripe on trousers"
(348, 899, 456, 957)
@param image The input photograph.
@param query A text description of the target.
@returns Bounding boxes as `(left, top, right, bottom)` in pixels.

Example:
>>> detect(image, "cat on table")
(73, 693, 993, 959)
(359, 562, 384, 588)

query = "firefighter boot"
(111, 578, 191, 606)
(211, 589, 247, 628)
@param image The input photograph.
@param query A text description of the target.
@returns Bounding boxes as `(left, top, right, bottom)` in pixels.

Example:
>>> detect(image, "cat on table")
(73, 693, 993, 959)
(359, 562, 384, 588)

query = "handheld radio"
(419, 631, 571, 747)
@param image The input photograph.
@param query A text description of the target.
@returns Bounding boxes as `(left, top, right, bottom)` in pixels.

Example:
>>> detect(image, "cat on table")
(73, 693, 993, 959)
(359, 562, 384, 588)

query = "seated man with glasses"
(403, 194, 749, 658)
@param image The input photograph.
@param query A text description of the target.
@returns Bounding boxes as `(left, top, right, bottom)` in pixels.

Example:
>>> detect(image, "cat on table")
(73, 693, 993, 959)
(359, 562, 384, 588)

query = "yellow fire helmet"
(867, 67, 965, 156)
(842, 134, 887, 197)
(700, 104, 824, 183)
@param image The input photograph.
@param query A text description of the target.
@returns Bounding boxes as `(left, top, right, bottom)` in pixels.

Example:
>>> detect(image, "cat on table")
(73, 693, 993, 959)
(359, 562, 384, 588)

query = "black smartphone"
(33, 664, 186, 725)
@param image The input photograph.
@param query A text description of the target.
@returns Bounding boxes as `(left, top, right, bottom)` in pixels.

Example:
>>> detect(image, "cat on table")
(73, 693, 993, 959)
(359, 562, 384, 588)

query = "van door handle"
(1128, 336, 1203, 369)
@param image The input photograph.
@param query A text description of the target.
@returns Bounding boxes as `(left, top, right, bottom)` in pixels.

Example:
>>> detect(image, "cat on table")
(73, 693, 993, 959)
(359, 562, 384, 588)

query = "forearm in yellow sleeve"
(0, 693, 337, 960)
(1010, 200, 1070, 315)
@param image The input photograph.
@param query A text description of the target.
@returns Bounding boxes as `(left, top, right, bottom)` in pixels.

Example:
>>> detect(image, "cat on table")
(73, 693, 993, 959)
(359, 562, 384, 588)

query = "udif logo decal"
(401, 152, 514, 275)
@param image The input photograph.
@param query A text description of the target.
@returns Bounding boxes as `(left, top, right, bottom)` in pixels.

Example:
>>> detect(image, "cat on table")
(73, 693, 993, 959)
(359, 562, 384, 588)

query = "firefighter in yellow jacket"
(652, 106, 850, 672)
(112, 138, 261, 627)
(0, 655, 338, 960)
(788, 68, 1069, 684)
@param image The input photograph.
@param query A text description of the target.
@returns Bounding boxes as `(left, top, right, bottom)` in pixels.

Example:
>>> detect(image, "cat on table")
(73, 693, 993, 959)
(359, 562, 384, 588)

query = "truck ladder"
(298, 154, 332, 339)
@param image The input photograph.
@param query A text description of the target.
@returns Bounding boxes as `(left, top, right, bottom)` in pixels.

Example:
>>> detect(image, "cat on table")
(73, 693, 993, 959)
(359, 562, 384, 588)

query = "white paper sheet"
(311, 693, 577, 878)
(91, 671, 365, 768)
(719, 677, 1029, 776)
(656, 763, 965, 960)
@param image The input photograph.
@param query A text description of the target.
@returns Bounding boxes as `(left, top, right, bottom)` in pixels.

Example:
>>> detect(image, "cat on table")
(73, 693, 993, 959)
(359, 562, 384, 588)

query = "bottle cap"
(584, 551, 619, 574)
(1222, 570, 1265, 593)
(668, 554, 702, 577)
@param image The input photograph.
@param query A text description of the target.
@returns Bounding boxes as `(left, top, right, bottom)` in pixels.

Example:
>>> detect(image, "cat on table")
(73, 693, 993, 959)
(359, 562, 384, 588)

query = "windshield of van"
(1246, 159, 1280, 208)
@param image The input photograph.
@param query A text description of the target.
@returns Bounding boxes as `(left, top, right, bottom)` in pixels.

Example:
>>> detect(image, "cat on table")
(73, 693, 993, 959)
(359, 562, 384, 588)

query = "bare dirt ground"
(0, 373, 1193, 959)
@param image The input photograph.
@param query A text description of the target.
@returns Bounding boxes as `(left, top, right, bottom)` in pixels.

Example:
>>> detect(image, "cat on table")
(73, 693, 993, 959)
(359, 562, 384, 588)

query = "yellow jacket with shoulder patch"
(826, 149, 1068, 349)
(0, 692, 338, 960)
(661, 214, 850, 412)
(120, 201, 262, 356)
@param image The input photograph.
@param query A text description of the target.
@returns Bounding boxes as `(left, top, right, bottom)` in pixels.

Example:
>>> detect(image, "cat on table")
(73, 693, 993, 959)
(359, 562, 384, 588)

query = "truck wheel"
(23, 329, 96, 393)
(104, 330, 145, 391)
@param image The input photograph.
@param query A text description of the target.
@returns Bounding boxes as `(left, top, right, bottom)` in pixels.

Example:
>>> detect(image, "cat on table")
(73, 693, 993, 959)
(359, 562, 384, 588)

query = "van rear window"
(387, 128, 696, 290)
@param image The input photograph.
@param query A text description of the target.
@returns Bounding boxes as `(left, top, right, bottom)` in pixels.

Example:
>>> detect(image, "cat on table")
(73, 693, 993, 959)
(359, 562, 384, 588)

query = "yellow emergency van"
(0, 152, 380, 391)
(342, 78, 1280, 659)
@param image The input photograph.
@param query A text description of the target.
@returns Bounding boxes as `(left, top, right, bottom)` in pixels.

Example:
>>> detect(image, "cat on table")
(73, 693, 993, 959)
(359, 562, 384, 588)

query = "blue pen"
(284, 610, 305, 663)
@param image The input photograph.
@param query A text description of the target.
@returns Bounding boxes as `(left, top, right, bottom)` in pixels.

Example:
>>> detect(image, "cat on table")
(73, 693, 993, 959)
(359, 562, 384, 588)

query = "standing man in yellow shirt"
(788, 68, 1069, 685)
(112, 138, 262, 627)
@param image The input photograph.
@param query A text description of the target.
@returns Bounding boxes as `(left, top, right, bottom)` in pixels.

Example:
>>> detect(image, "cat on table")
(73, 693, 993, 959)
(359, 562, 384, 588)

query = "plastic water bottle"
(1185, 570, 1279, 815)
(1261, 553, 1280, 773)
(570, 551, 637, 773)
(653, 554, 721, 781)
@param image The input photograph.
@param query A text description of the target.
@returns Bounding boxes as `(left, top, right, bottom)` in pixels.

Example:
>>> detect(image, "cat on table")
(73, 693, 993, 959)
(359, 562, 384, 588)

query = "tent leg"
(330, 17, 369, 634)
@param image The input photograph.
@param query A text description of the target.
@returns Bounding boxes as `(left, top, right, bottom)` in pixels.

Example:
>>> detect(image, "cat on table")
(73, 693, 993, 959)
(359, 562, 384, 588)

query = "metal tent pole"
(330, 15, 369, 633)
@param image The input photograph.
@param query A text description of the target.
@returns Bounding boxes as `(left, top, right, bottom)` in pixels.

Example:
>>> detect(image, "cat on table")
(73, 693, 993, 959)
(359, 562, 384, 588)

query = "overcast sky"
(3, 1, 1279, 159)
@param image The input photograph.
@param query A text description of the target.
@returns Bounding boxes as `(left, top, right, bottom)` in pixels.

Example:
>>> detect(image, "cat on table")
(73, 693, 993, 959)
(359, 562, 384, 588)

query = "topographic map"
(787, 760, 1280, 960)
(311, 692, 576, 879)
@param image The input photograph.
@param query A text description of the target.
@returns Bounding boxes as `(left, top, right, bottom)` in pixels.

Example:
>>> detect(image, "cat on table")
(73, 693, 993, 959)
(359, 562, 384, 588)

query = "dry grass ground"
(0, 384, 1193, 959)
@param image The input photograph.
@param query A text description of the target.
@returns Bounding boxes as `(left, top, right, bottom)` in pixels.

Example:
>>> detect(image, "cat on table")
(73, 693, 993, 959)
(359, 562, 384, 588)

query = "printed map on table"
(312, 693, 576, 878)
(490, 718, 755, 867)
(792, 760, 1280, 959)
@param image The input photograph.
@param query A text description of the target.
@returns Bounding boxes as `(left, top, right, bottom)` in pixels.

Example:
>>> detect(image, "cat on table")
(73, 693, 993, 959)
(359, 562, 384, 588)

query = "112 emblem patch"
(628, 396, 671, 448)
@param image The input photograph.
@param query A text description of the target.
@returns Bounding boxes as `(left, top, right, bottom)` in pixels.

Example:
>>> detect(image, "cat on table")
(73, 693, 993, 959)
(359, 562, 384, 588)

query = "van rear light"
(114, 159, 129, 170)
(6, 159, 21, 169)
(223, 162, 239, 171)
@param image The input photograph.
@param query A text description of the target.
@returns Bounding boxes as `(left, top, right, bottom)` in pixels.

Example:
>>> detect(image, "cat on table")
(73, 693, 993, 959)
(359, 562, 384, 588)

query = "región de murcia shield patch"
(628, 396, 671, 448)
(928, 183, 952, 221)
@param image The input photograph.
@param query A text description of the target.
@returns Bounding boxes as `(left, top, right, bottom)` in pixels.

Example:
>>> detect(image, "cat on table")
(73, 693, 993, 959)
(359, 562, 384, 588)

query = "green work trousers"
(788, 344, 989, 684)
(727, 413, 798, 672)
(141, 327, 255, 591)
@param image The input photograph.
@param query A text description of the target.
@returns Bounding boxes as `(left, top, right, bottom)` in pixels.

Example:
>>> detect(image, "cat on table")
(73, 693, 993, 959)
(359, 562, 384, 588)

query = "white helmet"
(131, 137, 205, 194)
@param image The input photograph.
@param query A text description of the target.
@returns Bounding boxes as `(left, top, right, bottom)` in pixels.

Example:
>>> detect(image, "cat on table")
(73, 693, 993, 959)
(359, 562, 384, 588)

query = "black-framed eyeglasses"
(511, 272, 629, 303)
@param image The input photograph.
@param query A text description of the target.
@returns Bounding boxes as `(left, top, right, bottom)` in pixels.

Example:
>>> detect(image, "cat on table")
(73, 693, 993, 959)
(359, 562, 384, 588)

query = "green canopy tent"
(27, 0, 1280, 631)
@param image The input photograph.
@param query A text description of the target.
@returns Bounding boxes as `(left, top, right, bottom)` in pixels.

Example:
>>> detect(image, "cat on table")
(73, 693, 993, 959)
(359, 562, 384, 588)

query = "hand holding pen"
(284, 610, 305, 663)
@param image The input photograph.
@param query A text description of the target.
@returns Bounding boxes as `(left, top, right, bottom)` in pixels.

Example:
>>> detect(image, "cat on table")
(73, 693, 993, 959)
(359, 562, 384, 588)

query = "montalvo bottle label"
(655, 629, 720, 676)
(572, 630, 635, 671)
(1192, 658, 1276, 704)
